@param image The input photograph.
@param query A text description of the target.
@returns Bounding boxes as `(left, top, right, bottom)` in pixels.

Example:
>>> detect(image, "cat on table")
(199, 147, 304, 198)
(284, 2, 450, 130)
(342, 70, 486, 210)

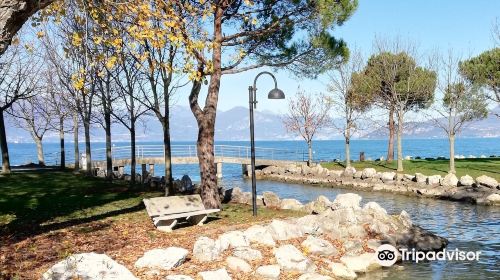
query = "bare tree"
(45, 71, 72, 169)
(431, 50, 488, 173)
(283, 89, 331, 166)
(110, 48, 150, 185)
(0, 44, 38, 172)
(8, 93, 53, 165)
(327, 50, 370, 167)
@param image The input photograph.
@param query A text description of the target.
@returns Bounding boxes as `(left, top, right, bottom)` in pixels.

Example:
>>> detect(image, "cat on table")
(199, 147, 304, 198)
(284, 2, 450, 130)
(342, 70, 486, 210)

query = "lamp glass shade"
(267, 88, 285, 99)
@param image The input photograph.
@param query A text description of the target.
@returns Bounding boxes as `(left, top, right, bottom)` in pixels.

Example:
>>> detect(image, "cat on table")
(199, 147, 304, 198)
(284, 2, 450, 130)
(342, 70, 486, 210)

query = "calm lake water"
(3, 138, 500, 279)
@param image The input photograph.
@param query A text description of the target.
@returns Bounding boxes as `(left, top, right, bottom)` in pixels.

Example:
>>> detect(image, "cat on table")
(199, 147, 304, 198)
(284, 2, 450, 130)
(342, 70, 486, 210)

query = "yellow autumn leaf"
(36, 31, 45, 38)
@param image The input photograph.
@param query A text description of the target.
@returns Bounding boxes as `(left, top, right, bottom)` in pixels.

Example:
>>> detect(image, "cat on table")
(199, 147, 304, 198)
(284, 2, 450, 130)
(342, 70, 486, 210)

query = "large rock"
(295, 215, 322, 234)
(280, 198, 304, 210)
(304, 195, 332, 214)
(441, 173, 458, 187)
(415, 173, 427, 184)
(226, 256, 251, 273)
(198, 268, 232, 280)
(232, 247, 263, 261)
(262, 191, 281, 208)
(267, 219, 304, 240)
(173, 175, 194, 193)
(193, 237, 222, 262)
(218, 231, 249, 250)
(459, 175, 474, 186)
(485, 193, 500, 205)
(427, 175, 442, 185)
(361, 168, 377, 179)
(342, 166, 357, 177)
(476, 175, 499, 188)
(243, 225, 275, 246)
(42, 253, 138, 280)
(301, 235, 338, 256)
(331, 193, 362, 210)
(340, 253, 380, 273)
(255, 265, 280, 280)
(381, 172, 396, 182)
(298, 273, 332, 280)
(328, 262, 357, 279)
(135, 247, 188, 270)
(353, 171, 363, 179)
(273, 245, 316, 273)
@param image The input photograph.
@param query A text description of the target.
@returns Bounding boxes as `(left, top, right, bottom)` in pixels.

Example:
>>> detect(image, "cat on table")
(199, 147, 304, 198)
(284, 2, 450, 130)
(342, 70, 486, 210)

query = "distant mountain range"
(5, 105, 500, 143)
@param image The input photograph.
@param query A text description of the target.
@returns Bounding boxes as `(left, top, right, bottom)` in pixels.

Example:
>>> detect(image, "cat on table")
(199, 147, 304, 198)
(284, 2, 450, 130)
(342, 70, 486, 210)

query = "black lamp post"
(248, 71, 285, 216)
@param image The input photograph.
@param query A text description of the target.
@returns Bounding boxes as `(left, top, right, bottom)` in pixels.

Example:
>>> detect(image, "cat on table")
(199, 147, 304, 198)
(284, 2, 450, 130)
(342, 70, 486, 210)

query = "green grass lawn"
(321, 158, 500, 180)
(0, 170, 162, 235)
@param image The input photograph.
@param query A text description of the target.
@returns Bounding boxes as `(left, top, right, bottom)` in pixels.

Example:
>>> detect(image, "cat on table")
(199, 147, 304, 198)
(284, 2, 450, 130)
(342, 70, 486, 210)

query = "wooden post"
(149, 164, 155, 176)
(216, 162, 223, 179)
(141, 164, 147, 183)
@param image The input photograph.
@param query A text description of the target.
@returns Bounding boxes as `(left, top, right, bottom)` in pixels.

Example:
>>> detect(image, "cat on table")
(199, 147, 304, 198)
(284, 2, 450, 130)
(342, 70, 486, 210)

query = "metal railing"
(85, 144, 305, 163)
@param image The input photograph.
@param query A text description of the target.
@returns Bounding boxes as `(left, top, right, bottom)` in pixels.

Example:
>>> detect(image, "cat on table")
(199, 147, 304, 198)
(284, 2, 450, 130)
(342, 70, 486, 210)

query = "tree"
(111, 46, 150, 186)
(459, 48, 500, 114)
(8, 94, 52, 166)
(284, 89, 331, 166)
(354, 48, 436, 172)
(432, 51, 488, 173)
(0, 43, 38, 172)
(0, 0, 54, 55)
(327, 50, 370, 167)
(177, 0, 357, 208)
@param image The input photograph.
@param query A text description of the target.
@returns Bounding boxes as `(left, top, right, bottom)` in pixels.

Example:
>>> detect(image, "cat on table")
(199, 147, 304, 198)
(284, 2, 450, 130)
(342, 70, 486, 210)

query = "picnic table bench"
(143, 194, 220, 232)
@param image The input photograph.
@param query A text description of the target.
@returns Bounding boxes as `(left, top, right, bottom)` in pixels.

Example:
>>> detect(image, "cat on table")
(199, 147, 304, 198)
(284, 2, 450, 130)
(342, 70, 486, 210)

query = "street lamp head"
(267, 88, 285, 99)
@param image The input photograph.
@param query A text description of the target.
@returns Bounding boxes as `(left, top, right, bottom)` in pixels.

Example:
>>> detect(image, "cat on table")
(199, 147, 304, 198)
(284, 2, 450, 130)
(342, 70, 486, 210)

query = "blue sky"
(174, 0, 499, 114)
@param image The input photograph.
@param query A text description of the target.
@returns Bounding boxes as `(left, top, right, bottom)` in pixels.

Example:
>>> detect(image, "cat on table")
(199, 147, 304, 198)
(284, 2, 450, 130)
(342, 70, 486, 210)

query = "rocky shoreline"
(42, 193, 447, 279)
(254, 164, 500, 206)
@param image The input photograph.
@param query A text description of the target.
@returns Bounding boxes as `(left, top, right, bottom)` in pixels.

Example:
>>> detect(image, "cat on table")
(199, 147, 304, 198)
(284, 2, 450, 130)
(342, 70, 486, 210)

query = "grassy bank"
(322, 158, 500, 180)
(0, 170, 302, 279)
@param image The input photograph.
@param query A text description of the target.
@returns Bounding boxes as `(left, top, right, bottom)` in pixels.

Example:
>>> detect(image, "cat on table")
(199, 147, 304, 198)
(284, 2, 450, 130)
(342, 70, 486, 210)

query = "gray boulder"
(255, 265, 280, 280)
(304, 195, 332, 214)
(441, 173, 458, 187)
(415, 173, 427, 184)
(301, 235, 338, 256)
(193, 237, 222, 262)
(459, 175, 474, 186)
(361, 168, 377, 179)
(476, 175, 499, 188)
(298, 273, 332, 280)
(280, 198, 304, 211)
(262, 191, 281, 208)
(198, 268, 232, 280)
(340, 253, 380, 273)
(243, 225, 275, 247)
(427, 175, 442, 185)
(342, 166, 357, 177)
(485, 193, 500, 205)
(353, 171, 363, 179)
(266, 219, 303, 240)
(226, 256, 251, 273)
(134, 247, 188, 270)
(331, 193, 362, 210)
(233, 247, 263, 261)
(273, 245, 316, 273)
(329, 262, 357, 279)
(42, 253, 138, 280)
(218, 231, 249, 250)
(381, 172, 396, 182)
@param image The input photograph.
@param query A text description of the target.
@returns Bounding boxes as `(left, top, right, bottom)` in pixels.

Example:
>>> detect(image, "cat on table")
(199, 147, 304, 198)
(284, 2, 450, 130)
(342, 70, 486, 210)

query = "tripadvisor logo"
(375, 244, 482, 266)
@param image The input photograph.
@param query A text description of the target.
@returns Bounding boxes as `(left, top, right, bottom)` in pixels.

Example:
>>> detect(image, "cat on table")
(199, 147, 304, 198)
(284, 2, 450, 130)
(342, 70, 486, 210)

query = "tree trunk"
(345, 137, 351, 168)
(396, 109, 403, 172)
(59, 117, 65, 169)
(189, 80, 221, 209)
(104, 109, 112, 180)
(73, 113, 79, 172)
(0, 110, 11, 173)
(34, 136, 45, 166)
(83, 120, 91, 175)
(162, 120, 173, 195)
(130, 121, 136, 185)
(387, 106, 395, 162)
(307, 141, 313, 166)
(449, 133, 456, 174)
(0, 0, 54, 55)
